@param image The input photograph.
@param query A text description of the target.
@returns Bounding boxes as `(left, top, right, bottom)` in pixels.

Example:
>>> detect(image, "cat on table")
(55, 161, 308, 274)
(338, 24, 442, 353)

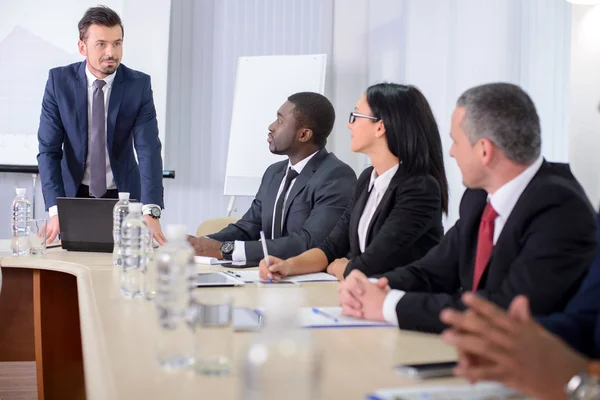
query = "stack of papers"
(223, 270, 338, 283)
(367, 383, 532, 400)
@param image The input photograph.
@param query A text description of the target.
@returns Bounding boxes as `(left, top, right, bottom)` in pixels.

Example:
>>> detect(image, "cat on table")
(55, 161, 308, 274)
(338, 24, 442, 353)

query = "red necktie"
(472, 202, 498, 290)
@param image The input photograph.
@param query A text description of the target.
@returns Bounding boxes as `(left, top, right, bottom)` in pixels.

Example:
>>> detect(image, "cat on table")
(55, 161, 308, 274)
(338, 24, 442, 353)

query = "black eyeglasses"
(349, 112, 380, 124)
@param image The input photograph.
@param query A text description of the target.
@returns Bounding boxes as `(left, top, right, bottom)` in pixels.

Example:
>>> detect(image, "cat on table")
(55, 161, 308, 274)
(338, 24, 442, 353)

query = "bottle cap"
(16, 188, 26, 196)
(118, 192, 130, 200)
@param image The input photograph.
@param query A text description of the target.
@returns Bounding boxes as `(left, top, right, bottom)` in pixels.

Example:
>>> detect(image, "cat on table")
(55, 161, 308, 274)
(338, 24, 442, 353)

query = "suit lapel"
(476, 161, 548, 287)
(281, 149, 328, 230)
(494, 160, 547, 248)
(264, 165, 286, 239)
(75, 62, 88, 153)
(365, 185, 394, 245)
(349, 180, 371, 253)
(107, 66, 125, 154)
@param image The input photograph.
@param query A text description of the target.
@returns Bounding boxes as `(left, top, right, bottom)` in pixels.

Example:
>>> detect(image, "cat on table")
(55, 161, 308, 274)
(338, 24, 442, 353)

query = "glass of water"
(29, 219, 47, 255)
(142, 229, 157, 300)
(189, 291, 233, 376)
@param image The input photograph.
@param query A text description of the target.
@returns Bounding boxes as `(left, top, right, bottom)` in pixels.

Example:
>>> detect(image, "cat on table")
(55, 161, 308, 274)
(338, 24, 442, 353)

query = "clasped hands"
(337, 270, 390, 322)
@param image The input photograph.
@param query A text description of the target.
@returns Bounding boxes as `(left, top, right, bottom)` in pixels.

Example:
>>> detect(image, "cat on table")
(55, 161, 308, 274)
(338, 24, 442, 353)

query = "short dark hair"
(78, 6, 124, 41)
(456, 83, 541, 165)
(287, 92, 335, 148)
(366, 83, 449, 214)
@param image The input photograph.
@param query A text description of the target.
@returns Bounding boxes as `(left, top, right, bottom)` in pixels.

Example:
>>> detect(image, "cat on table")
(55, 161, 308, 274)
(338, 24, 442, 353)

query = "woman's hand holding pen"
(258, 256, 294, 281)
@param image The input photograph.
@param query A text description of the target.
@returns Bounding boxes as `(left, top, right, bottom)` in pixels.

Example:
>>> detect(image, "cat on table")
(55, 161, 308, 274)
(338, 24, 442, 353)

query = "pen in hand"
(259, 231, 272, 283)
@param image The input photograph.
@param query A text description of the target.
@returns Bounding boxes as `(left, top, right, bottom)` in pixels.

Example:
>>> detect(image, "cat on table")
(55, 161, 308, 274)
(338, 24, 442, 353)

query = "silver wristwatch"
(143, 205, 162, 219)
(566, 371, 600, 400)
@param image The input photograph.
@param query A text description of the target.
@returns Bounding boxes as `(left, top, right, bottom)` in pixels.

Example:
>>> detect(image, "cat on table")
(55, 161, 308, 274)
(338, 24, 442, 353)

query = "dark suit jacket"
(382, 161, 597, 333)
(539, 213, 600, 358)
(208, 148, 357, 262)
(37, 61, 164, 209)
(318, 166, 443, 277)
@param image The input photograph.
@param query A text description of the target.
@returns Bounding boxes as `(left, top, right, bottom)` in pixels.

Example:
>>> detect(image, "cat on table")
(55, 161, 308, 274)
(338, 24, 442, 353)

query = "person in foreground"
(189, 92, 357, 262)
(338, 82, 597, 333)
(440, 211, 600, 400)
(440, 294, 600, 400)
(37, 6, 166, 244)
(259, 83, 447, 281)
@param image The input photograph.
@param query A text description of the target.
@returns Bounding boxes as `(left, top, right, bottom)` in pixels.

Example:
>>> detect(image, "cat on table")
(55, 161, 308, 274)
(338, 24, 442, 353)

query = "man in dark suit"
(338, 83, 597, 333)
(37, 6, 166, 244)
(189, 92, 357, 262)
(439, 211, 600, 398)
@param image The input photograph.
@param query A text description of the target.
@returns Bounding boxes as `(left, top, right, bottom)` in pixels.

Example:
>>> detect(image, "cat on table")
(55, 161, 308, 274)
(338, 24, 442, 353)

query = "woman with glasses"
(259, 83, 448, 281)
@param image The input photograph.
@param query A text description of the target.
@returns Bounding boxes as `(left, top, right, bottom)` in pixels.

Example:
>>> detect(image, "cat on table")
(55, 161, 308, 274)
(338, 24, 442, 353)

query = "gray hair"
(456, 83, 541, 165)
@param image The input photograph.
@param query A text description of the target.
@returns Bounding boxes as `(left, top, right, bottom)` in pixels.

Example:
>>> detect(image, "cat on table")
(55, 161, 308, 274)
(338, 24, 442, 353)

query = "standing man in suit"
(338, 83, 597, 333)
(440, 219, 600, 399)
(37, 6, 166, 244)
(189, 92, 357, 262)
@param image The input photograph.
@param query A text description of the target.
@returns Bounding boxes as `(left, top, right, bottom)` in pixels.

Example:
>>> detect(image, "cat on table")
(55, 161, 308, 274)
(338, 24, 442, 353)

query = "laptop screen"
(57, 198, 119, 252)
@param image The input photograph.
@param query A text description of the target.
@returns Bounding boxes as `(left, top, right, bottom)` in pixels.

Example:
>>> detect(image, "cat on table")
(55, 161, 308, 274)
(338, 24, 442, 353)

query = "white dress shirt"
(357, 164, 399, 252)
(232, 151, 319, 262)
(382, 156, 544, 326)
(48, 66, 116, 217)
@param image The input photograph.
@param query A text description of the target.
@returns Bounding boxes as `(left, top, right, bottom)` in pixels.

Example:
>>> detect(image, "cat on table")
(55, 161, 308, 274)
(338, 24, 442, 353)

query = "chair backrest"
(195, 217, 240, 237)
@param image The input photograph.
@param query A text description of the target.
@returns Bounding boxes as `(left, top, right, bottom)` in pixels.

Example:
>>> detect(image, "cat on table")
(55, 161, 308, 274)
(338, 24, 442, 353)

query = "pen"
(312, 307, 339, 323)
(259, 231, 272, 283)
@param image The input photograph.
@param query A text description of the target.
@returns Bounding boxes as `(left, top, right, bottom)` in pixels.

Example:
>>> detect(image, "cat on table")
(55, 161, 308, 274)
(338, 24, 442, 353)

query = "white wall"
(569, 4, 600, 209)
(330, 0, 572, 228)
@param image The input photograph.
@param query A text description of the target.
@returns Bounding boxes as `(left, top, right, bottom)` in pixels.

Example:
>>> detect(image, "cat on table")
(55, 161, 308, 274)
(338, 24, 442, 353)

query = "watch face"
(221, 241, 235, 254)
(151, 207, 161, 217)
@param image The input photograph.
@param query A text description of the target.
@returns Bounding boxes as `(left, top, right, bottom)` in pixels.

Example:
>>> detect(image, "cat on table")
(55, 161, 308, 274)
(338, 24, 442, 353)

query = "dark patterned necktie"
(273, 168, 299, 238)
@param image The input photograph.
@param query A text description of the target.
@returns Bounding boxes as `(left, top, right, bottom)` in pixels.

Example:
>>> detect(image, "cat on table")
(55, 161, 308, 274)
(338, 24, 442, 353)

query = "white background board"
(0, 0, 171, 166)
(224, 54, 327, 196)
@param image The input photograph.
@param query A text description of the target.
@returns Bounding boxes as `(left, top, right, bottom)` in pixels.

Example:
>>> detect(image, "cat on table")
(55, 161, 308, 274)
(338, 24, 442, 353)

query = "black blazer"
(318, 166, 444, 277)
(538, 212, 600, 358)
(383, 161, 597, 333)
(208, 148, 357, 262)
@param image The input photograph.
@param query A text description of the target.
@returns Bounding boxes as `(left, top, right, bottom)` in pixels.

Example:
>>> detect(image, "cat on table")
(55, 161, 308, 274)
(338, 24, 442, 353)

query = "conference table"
(0, 242, 460, 400)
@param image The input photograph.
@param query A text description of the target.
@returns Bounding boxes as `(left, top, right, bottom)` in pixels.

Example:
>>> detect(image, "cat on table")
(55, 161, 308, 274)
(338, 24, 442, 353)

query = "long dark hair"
(366, 83, 449, 214)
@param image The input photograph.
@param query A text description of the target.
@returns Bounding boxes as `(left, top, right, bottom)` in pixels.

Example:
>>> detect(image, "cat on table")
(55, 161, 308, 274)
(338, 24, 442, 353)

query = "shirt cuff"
(232, 241, 246, 262)
(382, 289, 405, 327)
(142, 204, 161, 214)
(49, 205, 58, 217)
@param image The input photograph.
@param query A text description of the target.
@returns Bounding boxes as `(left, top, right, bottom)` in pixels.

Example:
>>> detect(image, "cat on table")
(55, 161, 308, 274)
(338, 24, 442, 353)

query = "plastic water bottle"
(154, 224, 195, 371)
(120, 202, 150, 299)
(11, 188, 31, 256)
(112, 192, 130, 267)
(241, 291, 322, 400)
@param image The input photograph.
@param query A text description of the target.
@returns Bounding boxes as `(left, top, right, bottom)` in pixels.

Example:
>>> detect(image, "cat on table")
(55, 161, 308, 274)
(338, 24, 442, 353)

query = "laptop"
(57, 197, 119, 252)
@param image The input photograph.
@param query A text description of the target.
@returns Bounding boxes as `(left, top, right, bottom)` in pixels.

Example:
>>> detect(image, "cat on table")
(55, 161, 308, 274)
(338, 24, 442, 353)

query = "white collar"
(85, 63, 117, 89)
(368, 164, 400, 193)
(488, 156, 544, 218)
(287, 150, 320, 175)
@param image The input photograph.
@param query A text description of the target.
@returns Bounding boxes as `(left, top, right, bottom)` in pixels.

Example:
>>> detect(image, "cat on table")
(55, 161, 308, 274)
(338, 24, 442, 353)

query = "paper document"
(367, 382, 532, 400)
(299, 307, 392, 328)
(233, 307, 392, 331)
(223, 270, 338, 283)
